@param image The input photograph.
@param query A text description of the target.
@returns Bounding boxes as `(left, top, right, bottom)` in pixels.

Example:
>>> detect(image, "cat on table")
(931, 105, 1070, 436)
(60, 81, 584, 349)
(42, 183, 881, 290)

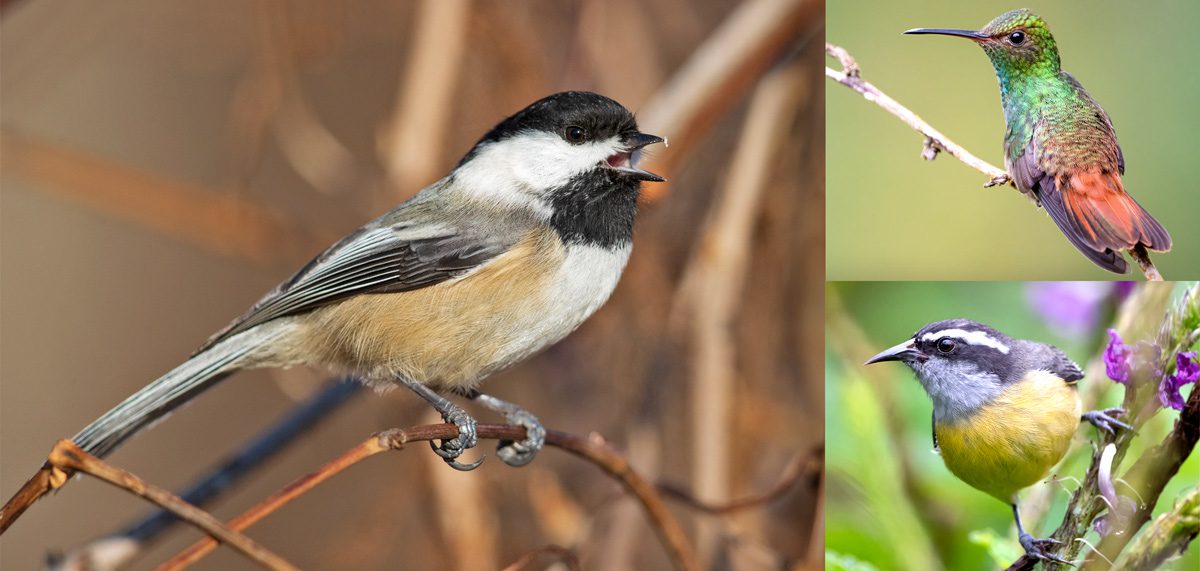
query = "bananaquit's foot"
(1018, 533, 1072, 566)
(401, 380, 483, 471)
(1083, 407, 1132, 435)
(471, 392, 545, 467)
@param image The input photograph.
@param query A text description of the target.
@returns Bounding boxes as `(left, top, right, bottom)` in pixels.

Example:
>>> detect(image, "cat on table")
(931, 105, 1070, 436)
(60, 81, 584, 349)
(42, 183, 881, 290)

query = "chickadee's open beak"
(607, 132, 667, 182)
(903, 28, 988, 41)
(865, 339, 927, 365)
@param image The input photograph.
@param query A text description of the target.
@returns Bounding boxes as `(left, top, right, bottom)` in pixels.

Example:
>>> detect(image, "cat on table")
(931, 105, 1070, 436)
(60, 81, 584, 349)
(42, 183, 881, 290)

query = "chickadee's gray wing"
(197, 207, 523, 353)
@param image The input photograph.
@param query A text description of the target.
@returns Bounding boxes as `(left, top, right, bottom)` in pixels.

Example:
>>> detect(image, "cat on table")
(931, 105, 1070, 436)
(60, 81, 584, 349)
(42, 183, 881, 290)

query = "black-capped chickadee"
(72, 91, 666, 471)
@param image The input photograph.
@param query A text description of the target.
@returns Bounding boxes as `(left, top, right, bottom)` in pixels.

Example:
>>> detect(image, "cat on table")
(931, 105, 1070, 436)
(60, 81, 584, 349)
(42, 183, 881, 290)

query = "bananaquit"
(866, 318, 1129, 563)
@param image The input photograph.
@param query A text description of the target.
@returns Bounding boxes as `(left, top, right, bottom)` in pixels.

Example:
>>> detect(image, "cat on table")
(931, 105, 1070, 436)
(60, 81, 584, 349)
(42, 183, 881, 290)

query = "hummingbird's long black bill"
(865, 340, 926, 365)
(903, 28, 988, 41)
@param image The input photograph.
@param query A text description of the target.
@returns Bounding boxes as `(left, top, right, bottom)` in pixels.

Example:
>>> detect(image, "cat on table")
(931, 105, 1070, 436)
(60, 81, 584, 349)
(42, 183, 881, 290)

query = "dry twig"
(824, 42, 1009, 185)
(47, 440, 297, 571)
(154, 425, 699, 571)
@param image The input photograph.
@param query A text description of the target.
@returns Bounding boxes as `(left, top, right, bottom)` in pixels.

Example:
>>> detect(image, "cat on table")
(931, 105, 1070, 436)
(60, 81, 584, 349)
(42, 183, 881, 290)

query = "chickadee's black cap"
(475, 91, 639, 147)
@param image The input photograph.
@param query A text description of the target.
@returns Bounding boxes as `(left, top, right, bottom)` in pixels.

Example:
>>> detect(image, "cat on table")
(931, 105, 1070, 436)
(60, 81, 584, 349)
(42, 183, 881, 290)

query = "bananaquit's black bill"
(865, 340, 927, 365)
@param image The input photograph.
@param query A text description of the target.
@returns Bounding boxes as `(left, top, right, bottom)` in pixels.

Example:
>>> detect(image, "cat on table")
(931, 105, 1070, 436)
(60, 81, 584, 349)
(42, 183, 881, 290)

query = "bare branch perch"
(47, 440, 298, 571)
(154, 424, 699, 571)
(824, 42, 1009, 186)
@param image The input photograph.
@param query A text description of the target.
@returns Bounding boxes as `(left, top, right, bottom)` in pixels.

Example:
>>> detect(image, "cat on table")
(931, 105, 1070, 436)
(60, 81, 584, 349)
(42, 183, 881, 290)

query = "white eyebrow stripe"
(920, 328, 1010, 353)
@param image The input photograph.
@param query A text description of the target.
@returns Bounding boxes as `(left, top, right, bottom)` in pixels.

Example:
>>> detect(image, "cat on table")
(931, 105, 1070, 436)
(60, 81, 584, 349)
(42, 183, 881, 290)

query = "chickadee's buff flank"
(72, 91, 666, 471)
(866, 318, 1129, 564)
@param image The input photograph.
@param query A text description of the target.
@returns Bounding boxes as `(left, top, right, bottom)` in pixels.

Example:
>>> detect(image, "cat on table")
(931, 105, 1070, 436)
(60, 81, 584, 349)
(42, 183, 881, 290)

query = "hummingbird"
(906, 9, 1171, 276)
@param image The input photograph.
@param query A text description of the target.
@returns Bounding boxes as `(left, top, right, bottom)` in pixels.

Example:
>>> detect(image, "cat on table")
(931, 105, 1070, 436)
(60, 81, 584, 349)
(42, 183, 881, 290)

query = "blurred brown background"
(0, 0, 823, 569)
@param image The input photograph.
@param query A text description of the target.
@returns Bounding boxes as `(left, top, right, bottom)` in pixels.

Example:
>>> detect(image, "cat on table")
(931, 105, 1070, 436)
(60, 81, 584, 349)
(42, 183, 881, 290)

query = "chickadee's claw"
(1018, 533, 1073, 566)
(431, 405, 483, 471)
(495, 408, 546, 467)
(399, 379, 485, 471)
(470, 392, 545, 468)
(1083, 408, 1133, 435)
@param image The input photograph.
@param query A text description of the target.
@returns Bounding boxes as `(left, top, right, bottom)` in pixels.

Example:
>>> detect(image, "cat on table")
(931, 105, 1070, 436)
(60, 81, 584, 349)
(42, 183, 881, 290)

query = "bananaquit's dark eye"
(1008, 31, 1025, 45)
(936, 337, 957, 354)
(564, 125, 587, 144)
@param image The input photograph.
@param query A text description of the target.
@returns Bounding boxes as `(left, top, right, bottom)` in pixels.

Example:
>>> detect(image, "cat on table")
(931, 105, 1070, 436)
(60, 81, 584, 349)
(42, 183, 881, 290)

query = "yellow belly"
(935, 371, 1082, 502)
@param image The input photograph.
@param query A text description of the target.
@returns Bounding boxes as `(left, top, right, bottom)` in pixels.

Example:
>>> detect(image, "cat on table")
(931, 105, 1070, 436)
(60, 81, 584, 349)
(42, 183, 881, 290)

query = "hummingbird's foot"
(400, 378, 484, 471)
(1018, 533, 1073, 566)
(984, 173, 1012, 188)
(1083, 407, 1133, 435)
(471, 392, 545, 467)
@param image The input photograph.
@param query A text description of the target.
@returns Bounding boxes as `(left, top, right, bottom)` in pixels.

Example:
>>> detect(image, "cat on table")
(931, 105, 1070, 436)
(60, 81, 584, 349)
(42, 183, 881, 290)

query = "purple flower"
(1105, 329, 1131, 384)
(1159, 352, 1198, 411)
(1113, 281, 1136, 302)
(1026, 282, 1111, 340)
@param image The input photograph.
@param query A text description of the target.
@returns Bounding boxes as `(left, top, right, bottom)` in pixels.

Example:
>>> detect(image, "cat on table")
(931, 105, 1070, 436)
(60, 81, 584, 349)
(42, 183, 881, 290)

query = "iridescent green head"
(906, 9, 1061, 80)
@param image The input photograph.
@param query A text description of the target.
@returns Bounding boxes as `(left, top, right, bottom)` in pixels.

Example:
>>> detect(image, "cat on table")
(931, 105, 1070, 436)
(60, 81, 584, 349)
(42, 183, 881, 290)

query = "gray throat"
(912, 361, 1004, 424)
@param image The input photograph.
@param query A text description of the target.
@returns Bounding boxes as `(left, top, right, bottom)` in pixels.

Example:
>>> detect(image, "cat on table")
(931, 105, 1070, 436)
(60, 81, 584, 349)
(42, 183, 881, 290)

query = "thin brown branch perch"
(824, 42, 1009, 185)
(156, 424, 699, 571)
(45, 440, 297, 571)
(0, 466, 53, 535)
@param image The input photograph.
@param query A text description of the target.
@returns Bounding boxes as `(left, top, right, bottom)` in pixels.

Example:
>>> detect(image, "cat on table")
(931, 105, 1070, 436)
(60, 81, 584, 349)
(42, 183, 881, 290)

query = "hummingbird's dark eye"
(936, 337, 957, 354)
(1007, 31, 1026, 45)
(564, 125, 587, 144)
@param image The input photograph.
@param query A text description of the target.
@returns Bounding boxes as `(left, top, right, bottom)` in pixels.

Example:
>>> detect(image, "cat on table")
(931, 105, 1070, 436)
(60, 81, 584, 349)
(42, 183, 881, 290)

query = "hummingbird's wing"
(1010, 139, 1130, 273)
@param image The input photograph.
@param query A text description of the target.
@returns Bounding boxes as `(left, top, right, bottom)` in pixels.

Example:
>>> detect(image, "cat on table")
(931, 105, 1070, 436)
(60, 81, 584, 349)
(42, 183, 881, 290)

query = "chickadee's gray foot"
(471, 392, 545, 467)
(1018, 533, 1072, 566)
(400, 379, 484, 471)
(1083, 407, 1132, 435)
(428, 406, 483, 471)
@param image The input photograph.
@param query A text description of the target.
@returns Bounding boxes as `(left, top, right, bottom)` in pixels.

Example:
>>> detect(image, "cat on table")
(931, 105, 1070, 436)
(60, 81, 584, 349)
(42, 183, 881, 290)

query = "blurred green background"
(824, 281, 1199, 570)
(827, 1, 1199, 280)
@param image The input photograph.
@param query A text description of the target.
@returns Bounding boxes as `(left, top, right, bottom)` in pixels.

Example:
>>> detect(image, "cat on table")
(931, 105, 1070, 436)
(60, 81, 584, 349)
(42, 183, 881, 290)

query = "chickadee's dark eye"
(564, 125, 587, 144)
(936, 338, 956, 354)
(1008, 31, 1025, 45)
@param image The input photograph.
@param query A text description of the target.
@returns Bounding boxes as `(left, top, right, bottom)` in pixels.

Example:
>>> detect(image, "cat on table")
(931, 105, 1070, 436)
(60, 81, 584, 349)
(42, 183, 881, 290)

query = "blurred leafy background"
(825, 281, 1199, 570)
(827, 1, 1199, 280)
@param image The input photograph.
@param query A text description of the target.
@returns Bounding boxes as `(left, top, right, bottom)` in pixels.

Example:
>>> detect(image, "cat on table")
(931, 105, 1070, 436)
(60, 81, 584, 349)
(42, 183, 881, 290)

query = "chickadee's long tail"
(71, 325, 291, 459)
